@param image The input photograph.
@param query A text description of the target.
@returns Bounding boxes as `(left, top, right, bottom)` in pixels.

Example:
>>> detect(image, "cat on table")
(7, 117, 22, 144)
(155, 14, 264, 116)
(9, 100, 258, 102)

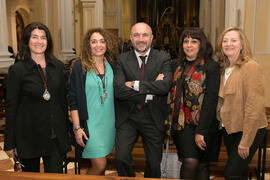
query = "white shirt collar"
(134, 48, 151, 65)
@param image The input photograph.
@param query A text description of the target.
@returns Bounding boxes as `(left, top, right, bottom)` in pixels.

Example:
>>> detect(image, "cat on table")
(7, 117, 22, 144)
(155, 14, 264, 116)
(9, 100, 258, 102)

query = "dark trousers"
(20, 139, 64, 173)
(115, 107, 164, 178)
(223, 128, 266, 180)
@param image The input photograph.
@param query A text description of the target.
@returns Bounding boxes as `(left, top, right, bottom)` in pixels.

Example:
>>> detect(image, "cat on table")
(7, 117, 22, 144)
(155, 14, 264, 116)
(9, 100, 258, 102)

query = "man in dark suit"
(118, 37, 130, 54)
(114, 22, 172, 178)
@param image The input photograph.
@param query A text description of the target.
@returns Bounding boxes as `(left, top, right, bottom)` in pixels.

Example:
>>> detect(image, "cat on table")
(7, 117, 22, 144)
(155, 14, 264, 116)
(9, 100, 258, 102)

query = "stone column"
(200, 0, 225, 47)
(225, 0, 245, 28)
(121, 0, 136, 40)
(199, 0, 211, 38)
(210, 0, 218, 46)
(59, 0, 76, 62)
(0, 0, 14, 71)
(81, 0, 103, 34)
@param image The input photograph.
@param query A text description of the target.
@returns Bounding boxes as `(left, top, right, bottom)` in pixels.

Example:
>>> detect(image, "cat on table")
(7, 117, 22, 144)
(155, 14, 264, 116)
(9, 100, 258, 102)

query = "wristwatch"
(131, 81, 135, 89)
(73, 125, 81, 133)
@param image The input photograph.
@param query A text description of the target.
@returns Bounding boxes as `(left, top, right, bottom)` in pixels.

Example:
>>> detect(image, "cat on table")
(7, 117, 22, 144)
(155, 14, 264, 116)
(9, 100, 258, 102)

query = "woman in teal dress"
(69, 28, 118, 175)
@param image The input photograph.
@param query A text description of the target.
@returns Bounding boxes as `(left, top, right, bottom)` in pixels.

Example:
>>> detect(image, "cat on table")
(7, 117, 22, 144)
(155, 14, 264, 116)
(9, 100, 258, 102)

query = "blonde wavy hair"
(79, 28, 118, 73)
(215, 26, 253, 73)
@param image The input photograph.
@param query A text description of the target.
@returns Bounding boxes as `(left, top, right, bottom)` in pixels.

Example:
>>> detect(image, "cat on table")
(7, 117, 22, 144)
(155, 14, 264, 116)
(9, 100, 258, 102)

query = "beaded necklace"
(94, 58, 107, 104)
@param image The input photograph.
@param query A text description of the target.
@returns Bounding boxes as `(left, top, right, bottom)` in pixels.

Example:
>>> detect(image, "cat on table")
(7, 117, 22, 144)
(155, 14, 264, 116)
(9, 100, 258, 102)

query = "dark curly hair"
(79, 28, 118, 73)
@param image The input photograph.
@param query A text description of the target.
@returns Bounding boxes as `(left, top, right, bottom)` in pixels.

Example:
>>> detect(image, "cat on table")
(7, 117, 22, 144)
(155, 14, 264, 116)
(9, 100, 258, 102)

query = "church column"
(116, 0, 122, 37)
(59, 0, 76, 62)
(0, 0, 14, 70)
(210, 0, 218, 46)
(225, 0, 245, 28)
(200, 0, 225, 47)
(80, 0, 103, 34)
(199, 0, 211, 38)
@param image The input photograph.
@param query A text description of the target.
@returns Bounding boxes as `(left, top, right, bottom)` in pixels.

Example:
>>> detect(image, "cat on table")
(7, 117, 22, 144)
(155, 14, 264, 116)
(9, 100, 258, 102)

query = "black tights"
(180, 158, 209, 180)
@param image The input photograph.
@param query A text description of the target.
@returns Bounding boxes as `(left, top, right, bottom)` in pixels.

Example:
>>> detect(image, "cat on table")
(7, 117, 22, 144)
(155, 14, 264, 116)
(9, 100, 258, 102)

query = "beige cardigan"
(217, 60, 268, 147)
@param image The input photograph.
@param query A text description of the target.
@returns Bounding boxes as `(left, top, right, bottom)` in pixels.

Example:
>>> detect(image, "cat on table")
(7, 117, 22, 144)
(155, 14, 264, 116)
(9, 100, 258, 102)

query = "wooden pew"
(106, 136, 177, 173)
(210, 107, 270, 179)
(255, 123, 270, 179)
(0, 74, 7, 133)
(63, 145, 80, 174)
(67, 107, 270, 178)
(0, 171, 178, 180)
(252, 107, 270, 179)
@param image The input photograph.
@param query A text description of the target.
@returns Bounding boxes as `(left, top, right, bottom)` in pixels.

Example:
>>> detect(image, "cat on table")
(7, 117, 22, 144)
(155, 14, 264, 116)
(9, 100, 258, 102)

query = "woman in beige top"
(215, 26, 268, 179)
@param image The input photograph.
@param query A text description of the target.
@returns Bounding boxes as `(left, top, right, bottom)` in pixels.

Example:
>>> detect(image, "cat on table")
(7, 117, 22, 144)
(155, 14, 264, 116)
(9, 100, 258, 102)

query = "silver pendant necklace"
(34, 60, 51, 101)
(43, 89, 51, 101)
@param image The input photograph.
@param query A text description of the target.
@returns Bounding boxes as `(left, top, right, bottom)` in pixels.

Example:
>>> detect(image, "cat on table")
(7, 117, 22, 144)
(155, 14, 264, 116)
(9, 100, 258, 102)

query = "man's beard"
(135, 47, 149, 53)
(135, 43, 150, 53)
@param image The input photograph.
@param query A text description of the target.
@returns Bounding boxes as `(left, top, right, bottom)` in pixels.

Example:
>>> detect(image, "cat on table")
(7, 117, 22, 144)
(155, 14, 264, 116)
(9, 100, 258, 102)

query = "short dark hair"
(18, 22, 55, 60)
(178, 27, 212, 64)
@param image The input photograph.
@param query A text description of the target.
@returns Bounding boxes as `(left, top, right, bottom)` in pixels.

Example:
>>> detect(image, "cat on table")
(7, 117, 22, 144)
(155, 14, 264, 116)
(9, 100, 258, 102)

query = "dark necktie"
(137, 55, 147, 110)
(139, 55, 147, 80)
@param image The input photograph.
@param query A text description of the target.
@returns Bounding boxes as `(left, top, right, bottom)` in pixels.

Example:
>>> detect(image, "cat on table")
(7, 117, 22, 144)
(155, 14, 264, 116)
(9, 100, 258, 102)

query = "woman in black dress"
(167, 27, 220, 179)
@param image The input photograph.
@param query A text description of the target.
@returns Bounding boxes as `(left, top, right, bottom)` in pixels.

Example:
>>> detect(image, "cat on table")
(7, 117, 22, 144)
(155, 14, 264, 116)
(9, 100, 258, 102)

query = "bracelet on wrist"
(73, 125, 81, 133)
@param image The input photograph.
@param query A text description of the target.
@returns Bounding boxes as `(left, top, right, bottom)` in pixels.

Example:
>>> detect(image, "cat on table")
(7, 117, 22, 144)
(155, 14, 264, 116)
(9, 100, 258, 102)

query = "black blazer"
(68, 60, 89, 162)
(69, 60, 88, 126)
(195, 59, 220, 136)
(4, 58, 71, 159)
(114, 49, 172, 131)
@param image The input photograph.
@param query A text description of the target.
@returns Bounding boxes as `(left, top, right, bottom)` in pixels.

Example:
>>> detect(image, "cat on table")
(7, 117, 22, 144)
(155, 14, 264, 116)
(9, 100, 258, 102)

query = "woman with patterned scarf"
(166, 27, 220, 180)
